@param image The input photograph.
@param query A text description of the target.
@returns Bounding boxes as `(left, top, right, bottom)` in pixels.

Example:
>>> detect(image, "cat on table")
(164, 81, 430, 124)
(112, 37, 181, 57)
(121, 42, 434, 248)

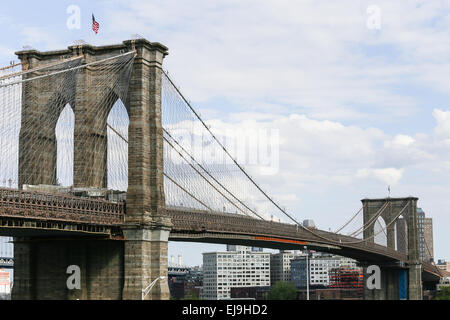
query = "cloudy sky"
(1, 0, 450, 265)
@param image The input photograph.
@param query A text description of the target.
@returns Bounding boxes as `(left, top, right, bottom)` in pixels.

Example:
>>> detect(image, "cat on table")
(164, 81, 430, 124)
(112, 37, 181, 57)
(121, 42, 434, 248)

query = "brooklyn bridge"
(0, 39, 443, 300)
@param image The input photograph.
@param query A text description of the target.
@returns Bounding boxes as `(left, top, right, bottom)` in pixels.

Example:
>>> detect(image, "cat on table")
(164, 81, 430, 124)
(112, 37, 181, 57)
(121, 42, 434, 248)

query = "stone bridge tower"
(361, 197, 422, 300)
(13, 39, 172, 300)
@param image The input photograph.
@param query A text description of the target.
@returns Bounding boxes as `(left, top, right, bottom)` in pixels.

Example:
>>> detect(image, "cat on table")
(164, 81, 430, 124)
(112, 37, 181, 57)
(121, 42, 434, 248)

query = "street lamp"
(304, 246, 309, 301)
(142, 276, 167, 300)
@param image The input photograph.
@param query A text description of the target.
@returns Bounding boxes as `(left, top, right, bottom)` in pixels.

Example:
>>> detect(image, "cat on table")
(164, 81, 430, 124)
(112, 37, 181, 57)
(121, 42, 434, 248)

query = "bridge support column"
(361, 197, 423, 300)
(12, 238, 124, 300)
(122, 226, 171, 300)
(121, 39, 172, 300)
(362, 265, 401, 300)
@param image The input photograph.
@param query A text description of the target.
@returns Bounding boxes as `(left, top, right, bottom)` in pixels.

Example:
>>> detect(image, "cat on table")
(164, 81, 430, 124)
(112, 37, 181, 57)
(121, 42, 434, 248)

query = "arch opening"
(107, 99, 129, 192)
(55, 103, 74, 187)
(374, 216, 387, 246)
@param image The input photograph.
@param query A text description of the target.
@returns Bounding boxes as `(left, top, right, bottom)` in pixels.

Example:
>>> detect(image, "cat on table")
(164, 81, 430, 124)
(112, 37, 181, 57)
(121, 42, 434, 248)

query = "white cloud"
(356, 167, 404, 186)
(433, 109, 450, 137)
(98, 0, 450, 122)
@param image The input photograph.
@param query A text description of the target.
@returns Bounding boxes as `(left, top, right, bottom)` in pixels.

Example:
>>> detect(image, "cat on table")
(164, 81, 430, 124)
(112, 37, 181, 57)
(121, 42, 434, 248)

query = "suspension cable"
(106, 123, 260, 219)
(0, 56, 83, 81)
(0, 51, 135, 88)
(335, 206, 363, 234)
(163, 128, 265, 220)
(348, 201, 389, 237)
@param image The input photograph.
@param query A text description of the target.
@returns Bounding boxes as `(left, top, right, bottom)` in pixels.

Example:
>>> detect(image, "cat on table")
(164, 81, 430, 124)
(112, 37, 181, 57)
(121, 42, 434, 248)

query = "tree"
(268, 281, 298, 300)
(434, 287, 450, 300)
(182, 292, 200, 300)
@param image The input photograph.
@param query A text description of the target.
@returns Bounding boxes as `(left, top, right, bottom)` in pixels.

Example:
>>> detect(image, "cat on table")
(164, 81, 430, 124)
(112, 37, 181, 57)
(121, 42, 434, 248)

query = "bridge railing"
(0, 188, 125, 226)
(168, 209, 408, 262)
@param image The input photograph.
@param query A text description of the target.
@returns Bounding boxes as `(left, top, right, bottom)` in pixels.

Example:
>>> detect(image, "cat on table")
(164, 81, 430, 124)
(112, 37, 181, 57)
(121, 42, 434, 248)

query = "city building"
(303, 220, 316, 229)
(270, 250, 305, 284)
(418, 208, 434, 262)
(397, 208, 434, 262)
(437, 260, 450, 273)
(230, 286, 271, 300)
(328, 267, 364, 299)
(437, 277, 450, 291)
(0, 237, 13, 300)
(291, 253, 359, 289)
(168, 266, 203, 300)
(202, 246, 270, 300)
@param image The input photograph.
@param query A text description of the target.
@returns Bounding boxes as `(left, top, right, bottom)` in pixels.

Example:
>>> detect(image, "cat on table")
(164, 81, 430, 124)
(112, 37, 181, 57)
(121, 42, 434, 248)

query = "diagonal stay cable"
(162, 71, 300, 225)
(348, 201, 389, 238)
(162, 70, 404, 246)
(163, 136, 255, 219)
(106, 123, 223, 215)
(163, 128, 265, 220)
(335, 206, 363, 234)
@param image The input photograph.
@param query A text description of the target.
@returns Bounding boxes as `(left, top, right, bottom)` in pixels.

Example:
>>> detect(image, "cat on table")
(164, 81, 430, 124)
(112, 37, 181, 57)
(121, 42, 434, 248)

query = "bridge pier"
(361, 197, 423, 300)
(122, 226, 171, 300)
(12, 238, 124, 300)
(13, 39, 172, 300)
(362, 264, 402, 300)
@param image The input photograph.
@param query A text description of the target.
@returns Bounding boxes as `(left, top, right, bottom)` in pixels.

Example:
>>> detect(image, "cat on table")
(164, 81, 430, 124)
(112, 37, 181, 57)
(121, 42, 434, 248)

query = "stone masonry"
(13, 39, 172, 300)
(361, 197, 422, 300)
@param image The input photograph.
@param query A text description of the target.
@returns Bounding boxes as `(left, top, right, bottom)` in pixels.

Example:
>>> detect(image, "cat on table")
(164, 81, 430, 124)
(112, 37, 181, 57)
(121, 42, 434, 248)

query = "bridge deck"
(0, 188, 441, 277)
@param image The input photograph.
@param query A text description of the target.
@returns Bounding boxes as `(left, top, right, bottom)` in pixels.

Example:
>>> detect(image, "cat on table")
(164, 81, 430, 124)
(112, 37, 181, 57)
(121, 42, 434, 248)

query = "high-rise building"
(202, 246, 270, 300)
(418, 208, 434, 262)
(270, 250, 305, 284)
(396, 208, 434, 262)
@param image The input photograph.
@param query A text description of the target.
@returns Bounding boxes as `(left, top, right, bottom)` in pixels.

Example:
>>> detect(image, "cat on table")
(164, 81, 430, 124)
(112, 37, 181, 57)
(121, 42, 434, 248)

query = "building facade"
(270, 250, 304, 284)
(168, 266, 203, 300)
(418, 208, 434, 262)
(202, 246, 270, 300)
(437, 260, 450, 273)
(0, 237, 13, 299)
(291, 253, 358, 289)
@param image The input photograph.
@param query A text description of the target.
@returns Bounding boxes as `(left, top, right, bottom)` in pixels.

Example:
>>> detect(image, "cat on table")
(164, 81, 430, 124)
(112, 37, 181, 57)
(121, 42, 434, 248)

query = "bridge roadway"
(0, 187, 442, 279)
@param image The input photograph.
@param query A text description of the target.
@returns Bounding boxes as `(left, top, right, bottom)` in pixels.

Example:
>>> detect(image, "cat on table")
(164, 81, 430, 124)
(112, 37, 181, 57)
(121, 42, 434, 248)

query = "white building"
(202, 246, 270, 300)
(270, 250, 305, 284)
(292, 253, 359, 288)
(0, 237, 13, 298)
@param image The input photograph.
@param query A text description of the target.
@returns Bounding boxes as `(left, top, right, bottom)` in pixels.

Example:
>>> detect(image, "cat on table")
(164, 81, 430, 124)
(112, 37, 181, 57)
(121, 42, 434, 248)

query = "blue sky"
(1, 0, 450, 265)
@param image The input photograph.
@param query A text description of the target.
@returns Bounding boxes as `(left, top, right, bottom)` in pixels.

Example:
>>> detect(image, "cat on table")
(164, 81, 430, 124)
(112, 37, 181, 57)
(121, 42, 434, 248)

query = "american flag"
(92, 14, 100, 34)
